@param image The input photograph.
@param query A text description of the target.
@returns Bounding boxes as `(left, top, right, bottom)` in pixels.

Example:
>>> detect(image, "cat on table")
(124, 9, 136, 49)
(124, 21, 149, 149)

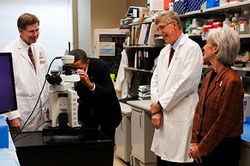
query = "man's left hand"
(151, 111, 163, 129)
(150, 101, 161, 114)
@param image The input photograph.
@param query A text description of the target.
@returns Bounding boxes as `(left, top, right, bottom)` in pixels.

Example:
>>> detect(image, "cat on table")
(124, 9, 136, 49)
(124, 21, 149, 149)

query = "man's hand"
(10, 118, 22, 132)
(189, 143, 203, 164)
(76, 69, 94, 89)
(151, 111, 163, 129)
(150, 101, 161, 115)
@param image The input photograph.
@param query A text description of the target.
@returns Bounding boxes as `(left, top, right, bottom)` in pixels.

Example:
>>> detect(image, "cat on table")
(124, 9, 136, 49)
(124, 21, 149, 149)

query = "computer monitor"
(0, 52, 17, 114)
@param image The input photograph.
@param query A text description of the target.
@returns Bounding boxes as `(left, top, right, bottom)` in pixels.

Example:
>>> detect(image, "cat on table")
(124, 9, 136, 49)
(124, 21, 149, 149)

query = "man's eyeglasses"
(158, 22, 173, 31)
(24, 29, 40, 34)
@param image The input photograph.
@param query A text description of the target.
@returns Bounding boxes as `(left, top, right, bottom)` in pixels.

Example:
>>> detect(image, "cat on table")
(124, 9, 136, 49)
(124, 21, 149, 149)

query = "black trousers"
(193, 136, 241, 166)
(157, 156, 194, 166)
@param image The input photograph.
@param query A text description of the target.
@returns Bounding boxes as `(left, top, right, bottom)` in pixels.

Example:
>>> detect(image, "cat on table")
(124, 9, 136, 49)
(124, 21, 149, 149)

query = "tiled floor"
(113, 154, 129, 166)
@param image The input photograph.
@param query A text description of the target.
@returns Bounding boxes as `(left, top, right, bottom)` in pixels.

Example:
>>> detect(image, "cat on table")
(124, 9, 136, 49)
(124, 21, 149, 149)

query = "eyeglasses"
(24, 29, 40, 34)
(158, 22, 173, 31)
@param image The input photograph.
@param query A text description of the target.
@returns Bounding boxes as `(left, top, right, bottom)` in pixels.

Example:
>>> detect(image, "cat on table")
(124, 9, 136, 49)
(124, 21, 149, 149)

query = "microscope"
(45, 55, 80, 129)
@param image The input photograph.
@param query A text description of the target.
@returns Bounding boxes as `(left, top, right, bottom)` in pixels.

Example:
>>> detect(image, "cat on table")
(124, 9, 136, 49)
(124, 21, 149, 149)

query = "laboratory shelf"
(203, 1, 250, 14)
(124, 45, 163, 48)
(203, 65, 250, 71)
(124, 67, 153, 73)
(179, 10, 202, 18)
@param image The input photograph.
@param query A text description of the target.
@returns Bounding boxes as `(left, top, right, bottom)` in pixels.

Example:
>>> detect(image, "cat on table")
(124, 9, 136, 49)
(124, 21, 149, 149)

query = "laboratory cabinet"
(127, 100, 157, 166)
(115, 102, 132, 163)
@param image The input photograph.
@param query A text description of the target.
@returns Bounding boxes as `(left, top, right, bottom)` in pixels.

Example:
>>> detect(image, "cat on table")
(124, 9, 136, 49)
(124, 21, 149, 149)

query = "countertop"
(127, 100, 152, 113)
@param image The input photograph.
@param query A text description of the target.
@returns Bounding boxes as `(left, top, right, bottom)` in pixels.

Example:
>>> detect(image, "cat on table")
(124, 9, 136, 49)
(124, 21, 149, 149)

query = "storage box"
(186, 0, 206, 12)
(173, 0, 187, 14)
(244, 94, 250, 122)
(0, 116, 9, 148)
(164, 0, 173, 10)
(206, 0, 220, 9)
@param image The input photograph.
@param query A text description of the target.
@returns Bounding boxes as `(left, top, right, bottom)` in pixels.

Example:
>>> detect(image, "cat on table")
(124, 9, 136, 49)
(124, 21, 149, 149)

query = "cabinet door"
(131, 107, 157, 163)
(131, 108, 145, 161)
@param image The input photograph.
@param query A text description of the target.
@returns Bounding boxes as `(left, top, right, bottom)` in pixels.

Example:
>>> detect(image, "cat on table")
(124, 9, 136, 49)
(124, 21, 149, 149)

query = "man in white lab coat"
(150, 11, 203, 165)
(3, 13, 48, 132)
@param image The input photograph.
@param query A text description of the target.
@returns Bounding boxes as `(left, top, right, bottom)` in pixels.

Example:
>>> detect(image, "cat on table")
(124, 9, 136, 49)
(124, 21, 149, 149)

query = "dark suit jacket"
(75, 58, 122, 129)
(191, 66, 244, 156)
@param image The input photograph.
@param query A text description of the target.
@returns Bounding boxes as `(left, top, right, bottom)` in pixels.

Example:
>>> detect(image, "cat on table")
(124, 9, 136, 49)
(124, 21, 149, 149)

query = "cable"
(14, 121, 48, 142)
(13, 56, 61, 140)
(25, 98, 49, 127)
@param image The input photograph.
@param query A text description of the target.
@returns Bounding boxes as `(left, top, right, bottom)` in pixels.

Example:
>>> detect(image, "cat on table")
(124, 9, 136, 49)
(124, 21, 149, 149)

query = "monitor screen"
(0, 52, 17, 114)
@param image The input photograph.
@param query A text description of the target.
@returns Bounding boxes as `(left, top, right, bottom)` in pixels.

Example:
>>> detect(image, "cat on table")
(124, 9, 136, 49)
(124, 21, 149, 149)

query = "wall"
(90, 0, 127, 47)
(127, 0, 147, 7)
(77, 0, 147, 56)
(77, 0, 91, 55)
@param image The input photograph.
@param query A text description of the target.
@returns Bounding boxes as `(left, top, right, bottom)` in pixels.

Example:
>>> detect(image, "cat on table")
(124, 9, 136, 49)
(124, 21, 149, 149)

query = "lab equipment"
(0, 52, 17, 114)
(46, 55, 80, 128)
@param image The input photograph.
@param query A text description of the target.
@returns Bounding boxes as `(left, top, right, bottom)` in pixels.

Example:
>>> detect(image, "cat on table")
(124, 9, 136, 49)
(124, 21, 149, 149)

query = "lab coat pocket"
(17, 96, 40, 121)
(165, 96, 193, 121)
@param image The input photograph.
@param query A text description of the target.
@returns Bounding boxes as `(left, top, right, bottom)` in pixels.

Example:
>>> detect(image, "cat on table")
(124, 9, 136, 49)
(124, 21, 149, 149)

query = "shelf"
(203, 64, 250, 72)
(180, 1, 250, 19)
(203, 1, 250, 14)
(179, 10, 202, 18)
(128, 21, 152, 26)
(124, 45, 164, 48)
(124, 67, 153, 73)
(187, 34, 250, 41)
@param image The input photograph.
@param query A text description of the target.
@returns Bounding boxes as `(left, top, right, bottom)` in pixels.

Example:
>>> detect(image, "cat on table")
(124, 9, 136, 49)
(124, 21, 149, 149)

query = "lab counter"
(14, 129, 113, 166)
(127, 100, 151, 113)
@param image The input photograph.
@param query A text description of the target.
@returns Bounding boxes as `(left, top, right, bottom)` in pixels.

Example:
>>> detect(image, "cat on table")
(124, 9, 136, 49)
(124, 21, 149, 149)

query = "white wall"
(0, 0, 72, 70)
(77, 0, 92, 56)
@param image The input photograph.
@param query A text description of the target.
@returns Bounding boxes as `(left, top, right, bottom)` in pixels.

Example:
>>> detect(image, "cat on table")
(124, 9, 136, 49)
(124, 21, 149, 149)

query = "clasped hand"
(188, 143, 203, 164)
(150, 102, 163, 129)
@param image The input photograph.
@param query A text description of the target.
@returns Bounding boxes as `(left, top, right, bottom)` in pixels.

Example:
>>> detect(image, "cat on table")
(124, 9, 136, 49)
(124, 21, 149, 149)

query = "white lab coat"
(150, 34, 203, 162)
(3, 37, 48, 131)
(115, 49, 133, 98)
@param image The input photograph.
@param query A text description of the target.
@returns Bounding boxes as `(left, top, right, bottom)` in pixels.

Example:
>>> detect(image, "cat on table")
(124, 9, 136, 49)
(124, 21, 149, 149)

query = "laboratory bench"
(14, 128, 113, 166)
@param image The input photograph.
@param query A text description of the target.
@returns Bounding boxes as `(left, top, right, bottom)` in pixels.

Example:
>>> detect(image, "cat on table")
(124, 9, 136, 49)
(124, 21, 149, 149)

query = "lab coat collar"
(17, 36, 30, 50)
(178, 34, 189, 47)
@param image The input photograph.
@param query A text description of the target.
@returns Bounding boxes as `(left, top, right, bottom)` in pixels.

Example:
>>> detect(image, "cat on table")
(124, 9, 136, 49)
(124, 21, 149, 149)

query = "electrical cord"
(13, 56, 61, 140)
(14, 120, 50, 142)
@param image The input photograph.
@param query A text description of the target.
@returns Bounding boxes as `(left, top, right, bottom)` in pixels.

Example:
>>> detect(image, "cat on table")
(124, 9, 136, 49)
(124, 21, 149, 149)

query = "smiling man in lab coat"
(3, 13, 48, 132)
(150, 11, 203, 165)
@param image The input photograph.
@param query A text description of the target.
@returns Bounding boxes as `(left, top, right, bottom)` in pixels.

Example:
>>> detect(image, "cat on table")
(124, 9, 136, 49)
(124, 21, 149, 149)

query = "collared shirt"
(172, 33, 185, 51)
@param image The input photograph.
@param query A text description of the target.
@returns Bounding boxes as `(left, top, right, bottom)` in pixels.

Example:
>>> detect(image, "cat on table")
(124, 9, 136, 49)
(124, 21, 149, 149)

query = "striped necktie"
(28, 47, 36, 71)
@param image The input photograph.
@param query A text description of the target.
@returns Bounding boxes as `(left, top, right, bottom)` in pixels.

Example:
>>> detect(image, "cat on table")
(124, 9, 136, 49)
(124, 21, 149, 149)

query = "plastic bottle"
(243, 9, 250, 34)
(223, 18, 231, 28)
(231, 16, 239, 33)
(185, 20, 191, 34)
(239, 11, 249, 34)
